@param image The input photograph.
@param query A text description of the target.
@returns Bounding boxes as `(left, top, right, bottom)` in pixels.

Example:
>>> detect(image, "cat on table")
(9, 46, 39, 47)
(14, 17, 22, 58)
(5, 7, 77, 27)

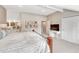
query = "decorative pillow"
(0, 32, 3, 39)
(1, 30, 7, 37)
(0, 30, 7, 40)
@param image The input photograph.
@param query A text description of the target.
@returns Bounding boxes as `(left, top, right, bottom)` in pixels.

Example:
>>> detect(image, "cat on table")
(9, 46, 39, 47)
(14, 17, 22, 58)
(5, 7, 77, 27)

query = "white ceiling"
(3, 5, 63, 16)
(56, 5, 79, 12)
(3, 5, 79, 16)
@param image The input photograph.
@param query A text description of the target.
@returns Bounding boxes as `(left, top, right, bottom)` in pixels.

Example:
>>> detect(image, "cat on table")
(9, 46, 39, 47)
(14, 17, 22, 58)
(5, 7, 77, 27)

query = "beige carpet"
(53, 39, 79, 53)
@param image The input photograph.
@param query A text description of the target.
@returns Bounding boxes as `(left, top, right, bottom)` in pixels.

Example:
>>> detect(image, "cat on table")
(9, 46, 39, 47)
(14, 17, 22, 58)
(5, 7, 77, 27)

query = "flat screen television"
(50, 24, 59, 31)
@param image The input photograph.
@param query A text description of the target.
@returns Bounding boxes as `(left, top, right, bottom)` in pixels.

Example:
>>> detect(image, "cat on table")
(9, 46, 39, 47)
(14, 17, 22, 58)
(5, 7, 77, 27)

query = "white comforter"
(0, 31, 49, 53)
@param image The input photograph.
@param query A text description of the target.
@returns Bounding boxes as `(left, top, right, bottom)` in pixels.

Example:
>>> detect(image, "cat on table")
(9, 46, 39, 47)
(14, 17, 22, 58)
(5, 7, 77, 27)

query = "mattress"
(0, 31, 49, 53)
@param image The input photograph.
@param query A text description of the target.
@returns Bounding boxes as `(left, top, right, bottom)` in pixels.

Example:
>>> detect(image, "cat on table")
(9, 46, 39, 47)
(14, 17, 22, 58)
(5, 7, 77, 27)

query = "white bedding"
(0, 31, 49, 53)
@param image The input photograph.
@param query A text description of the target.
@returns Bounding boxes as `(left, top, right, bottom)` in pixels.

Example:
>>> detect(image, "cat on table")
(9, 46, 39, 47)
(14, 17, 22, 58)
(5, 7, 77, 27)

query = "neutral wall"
(20, 13, 47, 33)
(6, 10, 48, 34)
(47, 11, 63, 32)
(47, 11, 63, 24)
(7, 10, 19, 20)
(0, 6, 6, 24)
(6, 10, 63, 34)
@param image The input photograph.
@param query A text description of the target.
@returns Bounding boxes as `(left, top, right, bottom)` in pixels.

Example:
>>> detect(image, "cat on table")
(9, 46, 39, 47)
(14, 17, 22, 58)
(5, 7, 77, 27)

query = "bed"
(0, 31, 49, 53)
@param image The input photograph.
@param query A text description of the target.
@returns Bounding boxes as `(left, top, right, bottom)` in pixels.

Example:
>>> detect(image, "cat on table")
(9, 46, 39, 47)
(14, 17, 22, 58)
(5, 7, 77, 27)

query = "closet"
(62, 16, 79, 44)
